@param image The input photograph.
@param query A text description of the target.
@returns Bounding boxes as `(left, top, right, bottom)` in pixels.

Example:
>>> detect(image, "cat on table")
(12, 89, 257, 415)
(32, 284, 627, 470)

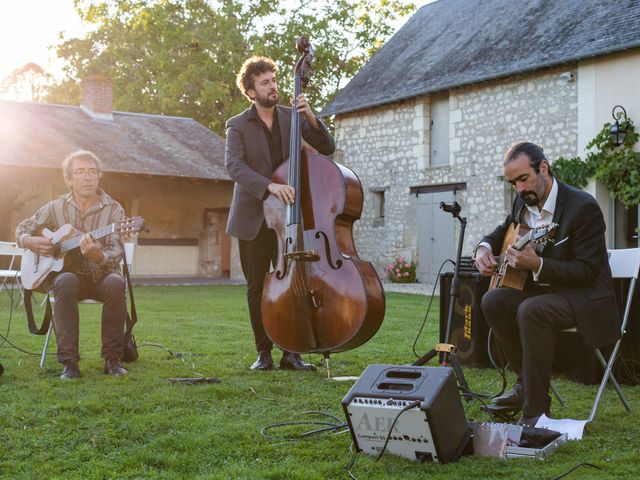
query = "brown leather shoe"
(250, 350, 274, 371)
(279, 353, 317, 371)
(60, 362, 80, 380)
(104, 358, 128, 376)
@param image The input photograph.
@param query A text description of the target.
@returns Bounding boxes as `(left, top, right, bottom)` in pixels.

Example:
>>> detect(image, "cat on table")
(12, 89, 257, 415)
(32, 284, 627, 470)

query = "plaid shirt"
(16, 189, 125, 283)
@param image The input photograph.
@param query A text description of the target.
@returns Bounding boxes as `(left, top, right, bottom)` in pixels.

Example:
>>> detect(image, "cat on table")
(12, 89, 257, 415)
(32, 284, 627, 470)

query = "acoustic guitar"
(489, 222, 558, 290)
(21, 217, 145, 291)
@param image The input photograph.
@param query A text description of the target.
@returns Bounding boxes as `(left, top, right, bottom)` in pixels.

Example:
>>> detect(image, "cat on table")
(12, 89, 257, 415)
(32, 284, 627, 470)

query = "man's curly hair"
(236, 56, 277, 101)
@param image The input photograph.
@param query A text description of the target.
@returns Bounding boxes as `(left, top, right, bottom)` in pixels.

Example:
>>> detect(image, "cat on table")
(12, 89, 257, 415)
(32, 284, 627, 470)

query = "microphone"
(440, 201, 461, 215)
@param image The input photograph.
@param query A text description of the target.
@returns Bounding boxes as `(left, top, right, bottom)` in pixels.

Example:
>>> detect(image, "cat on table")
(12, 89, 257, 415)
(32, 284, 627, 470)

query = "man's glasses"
(72, 169, 99, 177)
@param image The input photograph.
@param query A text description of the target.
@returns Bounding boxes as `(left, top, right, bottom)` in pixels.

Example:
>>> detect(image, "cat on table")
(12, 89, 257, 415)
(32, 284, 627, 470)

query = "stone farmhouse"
(321, 0, 640, 283)
(0, 76, 242, 280)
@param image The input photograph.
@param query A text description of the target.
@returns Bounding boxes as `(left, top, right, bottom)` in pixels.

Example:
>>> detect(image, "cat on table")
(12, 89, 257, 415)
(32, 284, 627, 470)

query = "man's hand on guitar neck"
(505, 243, 542, 272)
(80, 234, 104, 263)
(23, 236, 53, 257)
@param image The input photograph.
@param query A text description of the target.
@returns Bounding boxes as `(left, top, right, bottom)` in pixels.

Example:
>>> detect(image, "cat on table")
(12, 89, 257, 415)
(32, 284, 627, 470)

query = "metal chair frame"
(0, 241, 24, 304)
(577, 247, 640, 422)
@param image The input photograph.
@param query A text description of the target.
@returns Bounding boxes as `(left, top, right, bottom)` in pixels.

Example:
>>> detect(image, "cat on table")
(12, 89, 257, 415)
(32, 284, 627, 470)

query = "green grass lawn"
(0, 285, 638, 479)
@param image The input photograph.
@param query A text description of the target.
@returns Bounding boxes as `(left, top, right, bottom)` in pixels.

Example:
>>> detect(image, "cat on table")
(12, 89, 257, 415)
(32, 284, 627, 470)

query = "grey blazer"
(224, 104, 335, 241)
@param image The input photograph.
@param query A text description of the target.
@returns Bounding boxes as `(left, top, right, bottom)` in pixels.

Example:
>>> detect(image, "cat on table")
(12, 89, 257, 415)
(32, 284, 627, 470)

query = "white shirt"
(478, 178, 558, 280)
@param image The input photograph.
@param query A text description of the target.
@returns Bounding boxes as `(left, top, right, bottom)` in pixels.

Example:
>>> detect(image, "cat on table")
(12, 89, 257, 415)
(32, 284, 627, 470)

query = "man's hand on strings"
(475, 246, 497, 275)
(24, 236, 53, 257)
(80, 233, 104, 263)
(268, 183, 296, 204)
(505, 243, 541, 271)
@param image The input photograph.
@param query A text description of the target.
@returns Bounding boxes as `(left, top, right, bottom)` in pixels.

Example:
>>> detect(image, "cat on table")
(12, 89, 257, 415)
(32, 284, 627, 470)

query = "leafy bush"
(554, 118, 640, 208)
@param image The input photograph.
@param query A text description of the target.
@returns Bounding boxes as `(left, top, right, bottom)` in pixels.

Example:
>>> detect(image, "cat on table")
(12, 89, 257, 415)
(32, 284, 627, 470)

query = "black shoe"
(104, 358, 128, 376)
(492, 383, 524, 409)
(517, 414, 542, 428)
(250, 351, 274, 371)
(60, 362, 80, 380)
(279, 353, 317, 371)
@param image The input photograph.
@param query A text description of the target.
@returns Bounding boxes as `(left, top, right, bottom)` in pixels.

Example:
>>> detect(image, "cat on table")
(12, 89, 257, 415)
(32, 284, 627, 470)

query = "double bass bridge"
(284, 250, 320, 261)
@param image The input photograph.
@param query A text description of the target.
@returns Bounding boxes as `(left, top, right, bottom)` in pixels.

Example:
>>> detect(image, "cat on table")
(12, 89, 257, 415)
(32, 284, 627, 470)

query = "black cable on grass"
(136, 342, 207, 359)
(375, 400, 421, 461)
(458, 389, 498, 423)
(0, 332, 41, 356)
(551, 462, 603, 479)
(411, 259, 454, 358)
(0, 277, 18, 348)
(0, 282, 41, 355)
(0, 283, 41, 356)
(410, 258, 508, 409)
(346, 442, 359, 480)
(260, 411, 348, 442)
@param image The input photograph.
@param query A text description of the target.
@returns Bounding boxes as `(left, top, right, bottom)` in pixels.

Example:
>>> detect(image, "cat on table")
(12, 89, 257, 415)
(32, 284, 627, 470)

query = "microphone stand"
(413, 201, 472, 402)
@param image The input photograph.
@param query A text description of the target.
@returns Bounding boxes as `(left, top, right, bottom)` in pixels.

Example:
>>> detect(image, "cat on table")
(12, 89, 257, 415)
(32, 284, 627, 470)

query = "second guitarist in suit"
(474, 142, 619, 426)
(16, 150, 128, 379)
(225, 56, 335, 371)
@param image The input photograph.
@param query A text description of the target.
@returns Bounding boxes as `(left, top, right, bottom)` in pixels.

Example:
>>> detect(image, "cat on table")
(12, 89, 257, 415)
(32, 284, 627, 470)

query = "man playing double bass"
(475, 141, 619, 427)
(225, 56, 335, 371)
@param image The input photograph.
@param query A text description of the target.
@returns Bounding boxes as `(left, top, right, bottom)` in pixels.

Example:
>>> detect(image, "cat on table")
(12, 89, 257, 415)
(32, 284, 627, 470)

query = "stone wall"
(334, 66, 578, 276)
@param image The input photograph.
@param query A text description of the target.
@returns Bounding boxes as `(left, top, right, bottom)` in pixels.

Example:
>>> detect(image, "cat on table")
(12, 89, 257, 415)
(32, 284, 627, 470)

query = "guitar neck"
(513, 230, 533, 251)
(59, 224, 116, 254)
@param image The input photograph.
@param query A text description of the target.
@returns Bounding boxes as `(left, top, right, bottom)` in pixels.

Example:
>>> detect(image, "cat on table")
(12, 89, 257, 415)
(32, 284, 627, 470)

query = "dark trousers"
(481, 286, 576, 417)
(52, 271, 127, 363)
(238, 223, 277, 353)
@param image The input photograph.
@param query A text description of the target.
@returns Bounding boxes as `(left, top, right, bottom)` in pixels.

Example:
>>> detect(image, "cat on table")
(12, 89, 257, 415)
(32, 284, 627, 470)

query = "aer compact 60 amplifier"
(342, 364, 469, 463)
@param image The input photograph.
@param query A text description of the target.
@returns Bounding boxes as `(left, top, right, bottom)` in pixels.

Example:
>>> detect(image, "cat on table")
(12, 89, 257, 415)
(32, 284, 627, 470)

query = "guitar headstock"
(116, 216, 146, 238)
(531, 222, 559, 246)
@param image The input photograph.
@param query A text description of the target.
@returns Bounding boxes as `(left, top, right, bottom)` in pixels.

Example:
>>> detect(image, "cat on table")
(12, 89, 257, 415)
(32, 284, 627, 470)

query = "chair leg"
(588, 346, 631, 422)
(40, 321, 54, 369)
(550, 381, 566, 407)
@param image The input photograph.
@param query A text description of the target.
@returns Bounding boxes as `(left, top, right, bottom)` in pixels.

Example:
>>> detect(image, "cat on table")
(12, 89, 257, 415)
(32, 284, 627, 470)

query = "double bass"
(261, 37, 385, 354)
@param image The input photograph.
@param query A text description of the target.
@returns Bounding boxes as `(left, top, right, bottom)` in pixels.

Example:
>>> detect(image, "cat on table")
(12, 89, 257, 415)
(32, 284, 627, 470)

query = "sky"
(0, 0, 436, 99)
(0, 0, 87, 86)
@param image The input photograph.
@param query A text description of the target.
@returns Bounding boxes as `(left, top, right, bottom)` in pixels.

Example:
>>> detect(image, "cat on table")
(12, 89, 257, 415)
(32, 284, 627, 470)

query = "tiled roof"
(0, 100, 229, 180)
(322, 0, 640, 116)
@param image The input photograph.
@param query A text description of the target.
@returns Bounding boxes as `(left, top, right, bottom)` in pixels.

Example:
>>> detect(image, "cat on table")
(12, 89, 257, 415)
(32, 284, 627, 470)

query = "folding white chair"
(0, 241, 24, 304)
(39, 243, 135, 368)
(566, 248, 640, 422)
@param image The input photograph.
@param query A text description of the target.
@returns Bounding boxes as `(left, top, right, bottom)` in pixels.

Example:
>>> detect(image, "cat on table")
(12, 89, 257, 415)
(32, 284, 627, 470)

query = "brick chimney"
(80, 75, 113, 121)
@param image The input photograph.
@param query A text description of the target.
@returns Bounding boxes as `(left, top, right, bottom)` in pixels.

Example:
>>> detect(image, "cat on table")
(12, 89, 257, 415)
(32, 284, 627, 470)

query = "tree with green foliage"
(0, 63, 54, 102)
(553, 117, 640, 209)
(48, 0, 415, 135)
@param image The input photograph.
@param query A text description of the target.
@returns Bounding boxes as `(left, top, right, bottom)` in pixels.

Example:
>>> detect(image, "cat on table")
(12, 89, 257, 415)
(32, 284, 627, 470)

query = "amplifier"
(342, 365, 469, 463)
(439, 271, 501, 367)
(457, 256, 479, 272)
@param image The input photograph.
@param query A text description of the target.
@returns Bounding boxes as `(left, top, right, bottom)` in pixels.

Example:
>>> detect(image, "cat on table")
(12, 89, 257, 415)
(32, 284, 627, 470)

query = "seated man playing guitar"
(16, 150, 129, 379)
(475, 141, 619, 426)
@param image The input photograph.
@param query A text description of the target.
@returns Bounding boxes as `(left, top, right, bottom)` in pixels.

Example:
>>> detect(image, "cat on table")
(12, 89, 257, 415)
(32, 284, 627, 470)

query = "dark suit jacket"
(481, 180, 620, 348)
(225, 104, 335, 241)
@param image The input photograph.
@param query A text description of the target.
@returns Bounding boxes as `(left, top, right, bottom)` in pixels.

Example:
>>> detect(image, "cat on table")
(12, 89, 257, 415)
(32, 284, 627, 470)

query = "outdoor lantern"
(609, 105, 628, 147)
